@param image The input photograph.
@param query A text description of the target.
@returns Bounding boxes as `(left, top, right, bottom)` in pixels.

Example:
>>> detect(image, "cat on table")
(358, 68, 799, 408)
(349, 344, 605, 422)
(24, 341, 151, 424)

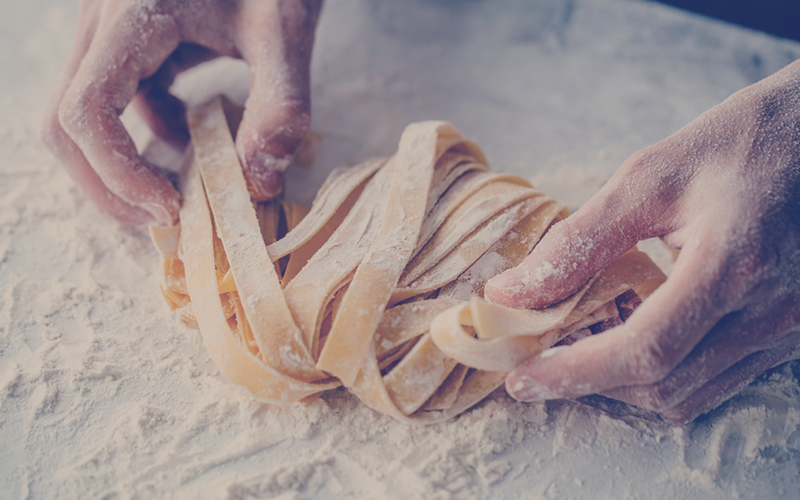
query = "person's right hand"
(42, 0, 323, 226)
(485, 59, 800, 423)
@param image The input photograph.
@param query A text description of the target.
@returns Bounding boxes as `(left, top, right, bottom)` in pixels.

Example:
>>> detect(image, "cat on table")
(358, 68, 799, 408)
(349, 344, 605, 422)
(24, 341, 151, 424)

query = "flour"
(4, 0, 800, 498)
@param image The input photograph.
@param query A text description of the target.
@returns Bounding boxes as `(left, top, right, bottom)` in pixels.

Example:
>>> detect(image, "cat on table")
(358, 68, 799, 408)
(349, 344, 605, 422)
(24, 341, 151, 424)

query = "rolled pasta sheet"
(152, 96, 667, 423)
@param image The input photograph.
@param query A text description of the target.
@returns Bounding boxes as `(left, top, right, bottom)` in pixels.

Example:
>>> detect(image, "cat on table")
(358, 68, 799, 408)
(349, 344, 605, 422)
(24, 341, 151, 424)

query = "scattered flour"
(2, 0, 800, 499)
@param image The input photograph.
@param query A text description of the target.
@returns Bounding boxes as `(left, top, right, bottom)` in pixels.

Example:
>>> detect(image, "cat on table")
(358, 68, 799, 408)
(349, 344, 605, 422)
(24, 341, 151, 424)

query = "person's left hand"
(42, 0, 323, 226)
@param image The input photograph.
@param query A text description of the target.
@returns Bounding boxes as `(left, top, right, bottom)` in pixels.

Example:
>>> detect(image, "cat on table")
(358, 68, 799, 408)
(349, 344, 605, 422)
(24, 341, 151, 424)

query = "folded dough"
(151, 97, 666, 423)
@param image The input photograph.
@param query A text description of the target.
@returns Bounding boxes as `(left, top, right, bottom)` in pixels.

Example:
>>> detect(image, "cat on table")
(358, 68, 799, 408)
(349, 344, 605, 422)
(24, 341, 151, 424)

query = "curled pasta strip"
(151, 97, 667, 422)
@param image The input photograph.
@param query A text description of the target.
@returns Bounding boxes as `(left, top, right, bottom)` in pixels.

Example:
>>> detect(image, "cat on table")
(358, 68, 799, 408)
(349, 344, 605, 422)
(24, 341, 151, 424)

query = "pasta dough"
(151, 97, 666, 423)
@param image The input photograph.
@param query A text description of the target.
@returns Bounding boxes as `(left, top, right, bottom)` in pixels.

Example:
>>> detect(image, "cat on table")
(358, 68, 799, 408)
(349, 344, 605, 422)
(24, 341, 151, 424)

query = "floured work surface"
(152, 97, 666, 422)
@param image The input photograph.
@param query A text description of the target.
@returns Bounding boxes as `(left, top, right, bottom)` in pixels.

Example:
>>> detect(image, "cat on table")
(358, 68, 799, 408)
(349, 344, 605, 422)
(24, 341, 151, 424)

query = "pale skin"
(485, 59, 800, 423)
(42, 0, 323, 226)
(45, 1, 800, 423)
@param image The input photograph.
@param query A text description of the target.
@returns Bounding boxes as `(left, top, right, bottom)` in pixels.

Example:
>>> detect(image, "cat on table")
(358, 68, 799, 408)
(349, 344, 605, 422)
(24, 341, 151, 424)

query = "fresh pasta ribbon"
(430, 250, 667, 372)
(151, 96, 667, 422)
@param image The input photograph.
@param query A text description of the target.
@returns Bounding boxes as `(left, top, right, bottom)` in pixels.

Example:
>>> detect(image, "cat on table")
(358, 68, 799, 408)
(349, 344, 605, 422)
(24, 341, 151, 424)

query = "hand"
(42, 0, 322, 225)
(485, 60, 800, 424)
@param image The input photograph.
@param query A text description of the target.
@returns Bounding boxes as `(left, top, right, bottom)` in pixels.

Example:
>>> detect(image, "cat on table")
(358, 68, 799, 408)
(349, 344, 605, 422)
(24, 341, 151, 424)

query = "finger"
(485, 146, 685, 310)
(129, 43, 218, 149)
(484, 178, 642, 309)
(58, 4, 183, 225)
(505, 229, 730, 401)
(233, 0, 322, 200)
(659, 335, 800, 424)
(601, 311, 758, 413)
(604, 293, 800, 415)
(41, 0, 151, 224)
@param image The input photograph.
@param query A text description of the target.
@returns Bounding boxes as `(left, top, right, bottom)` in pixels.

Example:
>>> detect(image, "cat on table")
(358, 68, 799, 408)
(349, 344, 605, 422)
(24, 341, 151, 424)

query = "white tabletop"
(2, 1, 799, 498)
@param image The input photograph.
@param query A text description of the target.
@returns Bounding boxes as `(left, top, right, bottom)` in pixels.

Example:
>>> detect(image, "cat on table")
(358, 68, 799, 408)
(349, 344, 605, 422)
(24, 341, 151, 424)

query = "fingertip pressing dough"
(151, 96, 666, 422)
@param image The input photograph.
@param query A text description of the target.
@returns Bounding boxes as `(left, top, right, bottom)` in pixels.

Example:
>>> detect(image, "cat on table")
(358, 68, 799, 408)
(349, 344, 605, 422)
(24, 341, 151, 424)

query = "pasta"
(151, 97, 666, 422)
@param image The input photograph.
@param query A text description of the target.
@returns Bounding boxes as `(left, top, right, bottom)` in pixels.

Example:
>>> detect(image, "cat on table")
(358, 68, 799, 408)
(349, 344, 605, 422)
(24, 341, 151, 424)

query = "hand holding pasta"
(486, 60, 800, 423)
(42, 0, 321, 225)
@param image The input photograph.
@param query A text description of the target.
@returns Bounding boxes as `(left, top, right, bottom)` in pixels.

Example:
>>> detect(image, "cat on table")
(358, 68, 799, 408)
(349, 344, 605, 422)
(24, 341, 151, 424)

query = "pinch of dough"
(152, 96, 666, 422)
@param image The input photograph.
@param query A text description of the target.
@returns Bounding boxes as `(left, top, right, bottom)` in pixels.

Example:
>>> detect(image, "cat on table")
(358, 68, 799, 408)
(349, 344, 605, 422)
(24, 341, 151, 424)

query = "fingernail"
(505, 373, 552, 402)
(487, 267, 526, 291)
(142, 202, 174, 227)
(247, 152, 291, 201)
(485, 267, 530, 306)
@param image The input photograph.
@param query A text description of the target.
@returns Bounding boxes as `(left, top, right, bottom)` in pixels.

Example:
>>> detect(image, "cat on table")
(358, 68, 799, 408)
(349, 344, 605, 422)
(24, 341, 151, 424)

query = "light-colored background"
(2, 0, 800, 498)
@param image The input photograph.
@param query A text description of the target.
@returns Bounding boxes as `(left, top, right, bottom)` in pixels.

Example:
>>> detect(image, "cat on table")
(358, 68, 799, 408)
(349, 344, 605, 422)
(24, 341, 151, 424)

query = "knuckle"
(537, 218, 582, 279)
(618, 145, 665, 183)
(57, 91, 90, 138)
(273, 102, 311, 144)
(548, 217, 584, 257)
(622, 145, 657, 173)
(546, 217, 573, 247)
(625, 146, 682, 216)
(245, 101, 311, 157)
(41, 107, 65, 152)
(749, 84, 787, 126)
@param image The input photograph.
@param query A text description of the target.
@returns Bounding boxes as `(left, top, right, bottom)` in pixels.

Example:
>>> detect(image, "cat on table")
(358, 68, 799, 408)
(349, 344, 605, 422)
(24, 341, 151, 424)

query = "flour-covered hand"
(485, 60, 800, 423)
(43, 0, 322, 225)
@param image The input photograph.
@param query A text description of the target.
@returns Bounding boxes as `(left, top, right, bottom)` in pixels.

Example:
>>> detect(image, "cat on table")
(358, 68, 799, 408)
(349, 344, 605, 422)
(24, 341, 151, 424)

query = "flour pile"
(2, 0, 800, 498)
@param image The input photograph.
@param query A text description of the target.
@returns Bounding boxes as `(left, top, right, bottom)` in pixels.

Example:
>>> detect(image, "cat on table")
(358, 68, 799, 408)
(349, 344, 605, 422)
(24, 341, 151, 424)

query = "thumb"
(234, 1, 320, 201)
(485, 171, 650, 309)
